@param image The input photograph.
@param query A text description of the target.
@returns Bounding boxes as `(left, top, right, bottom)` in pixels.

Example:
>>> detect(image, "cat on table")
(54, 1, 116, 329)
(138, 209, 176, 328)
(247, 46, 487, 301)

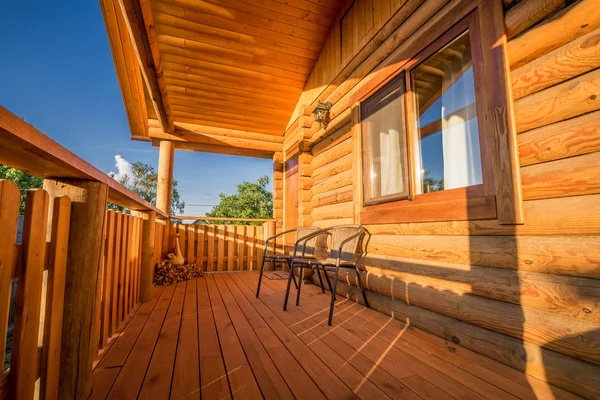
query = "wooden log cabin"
(0, 0, 599, 398)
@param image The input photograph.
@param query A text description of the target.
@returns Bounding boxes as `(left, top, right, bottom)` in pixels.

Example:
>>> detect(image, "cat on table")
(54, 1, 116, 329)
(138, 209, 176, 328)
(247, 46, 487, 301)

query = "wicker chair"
(256, 226, 326, 298)
(283, 224, 369, 325)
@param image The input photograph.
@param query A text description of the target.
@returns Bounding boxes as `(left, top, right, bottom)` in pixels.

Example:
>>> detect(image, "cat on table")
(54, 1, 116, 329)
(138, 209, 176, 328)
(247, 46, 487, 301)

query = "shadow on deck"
(91, 271, 574, 400)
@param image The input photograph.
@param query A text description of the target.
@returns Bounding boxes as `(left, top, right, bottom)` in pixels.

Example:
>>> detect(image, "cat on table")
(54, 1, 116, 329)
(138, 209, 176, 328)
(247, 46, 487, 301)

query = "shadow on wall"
(309, 223, 600, 398)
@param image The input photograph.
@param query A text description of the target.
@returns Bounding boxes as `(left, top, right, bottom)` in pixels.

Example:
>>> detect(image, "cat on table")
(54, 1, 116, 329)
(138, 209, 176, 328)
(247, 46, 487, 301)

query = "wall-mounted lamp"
(312, 101, 332, 127)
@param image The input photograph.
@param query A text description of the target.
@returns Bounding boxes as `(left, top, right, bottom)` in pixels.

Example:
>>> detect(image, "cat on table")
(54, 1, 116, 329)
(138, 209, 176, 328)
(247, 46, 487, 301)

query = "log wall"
(288, 0, 600, 397)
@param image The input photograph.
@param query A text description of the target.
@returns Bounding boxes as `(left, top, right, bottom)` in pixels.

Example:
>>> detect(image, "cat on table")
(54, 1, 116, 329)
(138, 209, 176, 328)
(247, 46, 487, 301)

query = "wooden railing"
(0, 106, 167, 399)
(95, 210, 144, 353)
(0, 107, 279, 399)
(159, 216, 277, 272)
(0, 184, 70, 400)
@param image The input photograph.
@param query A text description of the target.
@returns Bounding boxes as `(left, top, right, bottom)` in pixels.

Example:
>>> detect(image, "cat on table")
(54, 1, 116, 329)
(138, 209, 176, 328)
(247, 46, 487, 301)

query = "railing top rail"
(173, 216, 277, 222)
(0, 106, 167, 218)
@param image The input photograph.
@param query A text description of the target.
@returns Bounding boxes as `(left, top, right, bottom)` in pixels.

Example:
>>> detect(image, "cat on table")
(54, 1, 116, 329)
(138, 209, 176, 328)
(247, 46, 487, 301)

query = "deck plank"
(250, 275, 426, 400)
(91, 272, 579, 400)
(259, 276, 464, 400)
(219, 273, 326, 400)
(91, 286, 164, 400)
(213, 273, 294, 399)
(106, 284, 176, 399)
(138, 281, 186, 399)
(205, 275, 263, 399)
(196, 278, 232, 399)
(265, 276, 518, 400)
(225, 274, 358, 399)
(171, 279, 201, 399)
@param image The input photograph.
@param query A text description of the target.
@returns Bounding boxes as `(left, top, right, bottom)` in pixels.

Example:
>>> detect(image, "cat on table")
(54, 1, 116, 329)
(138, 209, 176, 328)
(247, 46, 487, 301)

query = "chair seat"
(265, 254, 317, 261)
(292, 257, 356, 268)
(264, 254, 293, 260)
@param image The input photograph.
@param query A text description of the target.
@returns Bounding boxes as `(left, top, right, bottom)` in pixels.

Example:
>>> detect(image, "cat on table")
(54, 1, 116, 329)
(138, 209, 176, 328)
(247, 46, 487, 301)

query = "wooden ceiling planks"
(101, 0, 343, 156)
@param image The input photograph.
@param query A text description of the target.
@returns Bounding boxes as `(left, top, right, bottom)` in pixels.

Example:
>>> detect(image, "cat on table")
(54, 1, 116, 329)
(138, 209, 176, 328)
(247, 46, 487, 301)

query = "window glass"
(361, 74, 409, 204)
(411, 31, 482, 194)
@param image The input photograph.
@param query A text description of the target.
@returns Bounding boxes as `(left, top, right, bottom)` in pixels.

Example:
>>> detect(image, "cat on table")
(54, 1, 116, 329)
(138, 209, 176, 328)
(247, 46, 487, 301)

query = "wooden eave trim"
(148, 128, 282, 153)
(148, 119, 284, 144)
(99, 0, 148, 139)
(0, 106, 167, 217)
(117, 0, 175, 133)
(151, 139, 275, 159)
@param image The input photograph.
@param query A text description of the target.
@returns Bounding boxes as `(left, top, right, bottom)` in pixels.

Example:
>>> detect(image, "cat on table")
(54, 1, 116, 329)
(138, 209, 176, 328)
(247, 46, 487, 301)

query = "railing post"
(262, 221, 276, 271)
(43, 179, 108, 400)
(140, 211, 156, 302)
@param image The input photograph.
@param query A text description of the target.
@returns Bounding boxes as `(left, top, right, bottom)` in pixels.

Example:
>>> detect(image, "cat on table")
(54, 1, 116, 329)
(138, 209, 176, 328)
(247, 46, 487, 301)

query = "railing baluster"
(11, 190, 49, 399)
(41, 196, 71, 400)
(0, 180, 20, 372)
(196, 225, 205, 269)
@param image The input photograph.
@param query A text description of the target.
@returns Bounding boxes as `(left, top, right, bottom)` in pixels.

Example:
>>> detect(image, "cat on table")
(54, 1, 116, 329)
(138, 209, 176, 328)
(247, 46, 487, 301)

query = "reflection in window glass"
(411, 31, 482, 194)
(361, 74, 409, 203)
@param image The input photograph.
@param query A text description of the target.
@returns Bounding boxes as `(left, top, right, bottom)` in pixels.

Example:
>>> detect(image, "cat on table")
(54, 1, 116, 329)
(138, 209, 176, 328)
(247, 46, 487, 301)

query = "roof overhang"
(100, 0, 344, 158)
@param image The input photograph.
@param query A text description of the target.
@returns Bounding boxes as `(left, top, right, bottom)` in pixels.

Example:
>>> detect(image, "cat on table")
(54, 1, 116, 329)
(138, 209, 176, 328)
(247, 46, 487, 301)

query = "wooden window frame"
(351, 0, 524, 225)
(360, 72, 411, 206)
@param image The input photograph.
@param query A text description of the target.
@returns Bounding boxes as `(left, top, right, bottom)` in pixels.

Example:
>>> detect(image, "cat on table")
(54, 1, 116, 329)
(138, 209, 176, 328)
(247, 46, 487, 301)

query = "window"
(352, 7, 523, 224)
(361, 74, 409, 205)
(411, 31, 482, 194)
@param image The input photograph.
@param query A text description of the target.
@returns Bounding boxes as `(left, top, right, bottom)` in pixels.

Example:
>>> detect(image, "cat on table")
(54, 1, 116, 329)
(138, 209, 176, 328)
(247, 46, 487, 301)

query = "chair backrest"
(330, 224, 364, 262)
(293, 227, 327, 258)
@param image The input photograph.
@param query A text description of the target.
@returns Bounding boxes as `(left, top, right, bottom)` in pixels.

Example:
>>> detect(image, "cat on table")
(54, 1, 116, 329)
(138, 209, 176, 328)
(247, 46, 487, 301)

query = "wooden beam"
(0, 106, 166, 217)
(117, 0, 174, 132)
(151, 139, 275, 159)
(148, 125, 282, 153)
(149, 120, 284, 143)
(156, 140, 174, 214)
(173, 141, 274, 159)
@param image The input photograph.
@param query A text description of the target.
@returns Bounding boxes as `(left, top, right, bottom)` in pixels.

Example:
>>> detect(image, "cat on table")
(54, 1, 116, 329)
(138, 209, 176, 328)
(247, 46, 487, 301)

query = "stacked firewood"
(153, 259, 205, 286)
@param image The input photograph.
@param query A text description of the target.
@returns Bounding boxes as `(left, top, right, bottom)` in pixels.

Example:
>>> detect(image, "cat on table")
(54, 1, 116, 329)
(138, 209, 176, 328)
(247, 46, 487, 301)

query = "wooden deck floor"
(91, 271, 578, 400)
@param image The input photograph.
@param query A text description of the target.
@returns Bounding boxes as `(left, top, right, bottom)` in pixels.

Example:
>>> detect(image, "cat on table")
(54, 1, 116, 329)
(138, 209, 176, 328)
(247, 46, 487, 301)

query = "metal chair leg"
(355, 266, 369, 308)
(328, 268, 339, 326)
(256, 255, 267, 297)
(316, 267, 325, 293)
(323, 267, 333, 293)
(296, 266, 304, 306)
(284, 261, 299, 289)
(283, 260, 295, 311)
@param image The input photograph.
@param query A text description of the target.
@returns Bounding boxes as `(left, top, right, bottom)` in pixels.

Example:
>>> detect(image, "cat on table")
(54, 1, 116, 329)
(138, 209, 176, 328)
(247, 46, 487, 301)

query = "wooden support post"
(157, 140, 174, 258)
(43, 179, 108, 400)
(156, 140, 174, 214)
(140, 211, 156, 302)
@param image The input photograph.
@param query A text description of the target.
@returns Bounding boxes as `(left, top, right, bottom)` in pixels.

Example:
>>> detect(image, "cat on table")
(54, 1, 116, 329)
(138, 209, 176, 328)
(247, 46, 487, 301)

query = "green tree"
(205, 176, 273, 225)
(0, 165, 43, 213)
(109, 161, 185, 215)
(422, 170, 445, 193)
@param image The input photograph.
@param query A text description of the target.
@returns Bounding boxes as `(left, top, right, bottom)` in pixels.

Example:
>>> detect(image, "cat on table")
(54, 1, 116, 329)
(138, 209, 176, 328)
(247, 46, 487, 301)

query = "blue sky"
(0, 1, 272, 216)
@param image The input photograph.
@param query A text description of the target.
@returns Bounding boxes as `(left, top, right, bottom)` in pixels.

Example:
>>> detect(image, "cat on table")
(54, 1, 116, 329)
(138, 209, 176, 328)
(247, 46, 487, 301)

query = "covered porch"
(91, 272, 574, 400)
(0, 0, 598, 397)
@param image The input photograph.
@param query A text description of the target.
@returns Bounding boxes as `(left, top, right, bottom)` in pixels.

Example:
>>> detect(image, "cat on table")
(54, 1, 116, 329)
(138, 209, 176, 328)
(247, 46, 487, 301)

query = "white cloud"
(110, 155, 133, 182)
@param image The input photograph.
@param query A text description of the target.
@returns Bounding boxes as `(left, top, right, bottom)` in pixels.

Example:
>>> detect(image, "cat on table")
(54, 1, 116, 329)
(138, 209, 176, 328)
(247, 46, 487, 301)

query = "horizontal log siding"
(297, 1, 600, 398)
